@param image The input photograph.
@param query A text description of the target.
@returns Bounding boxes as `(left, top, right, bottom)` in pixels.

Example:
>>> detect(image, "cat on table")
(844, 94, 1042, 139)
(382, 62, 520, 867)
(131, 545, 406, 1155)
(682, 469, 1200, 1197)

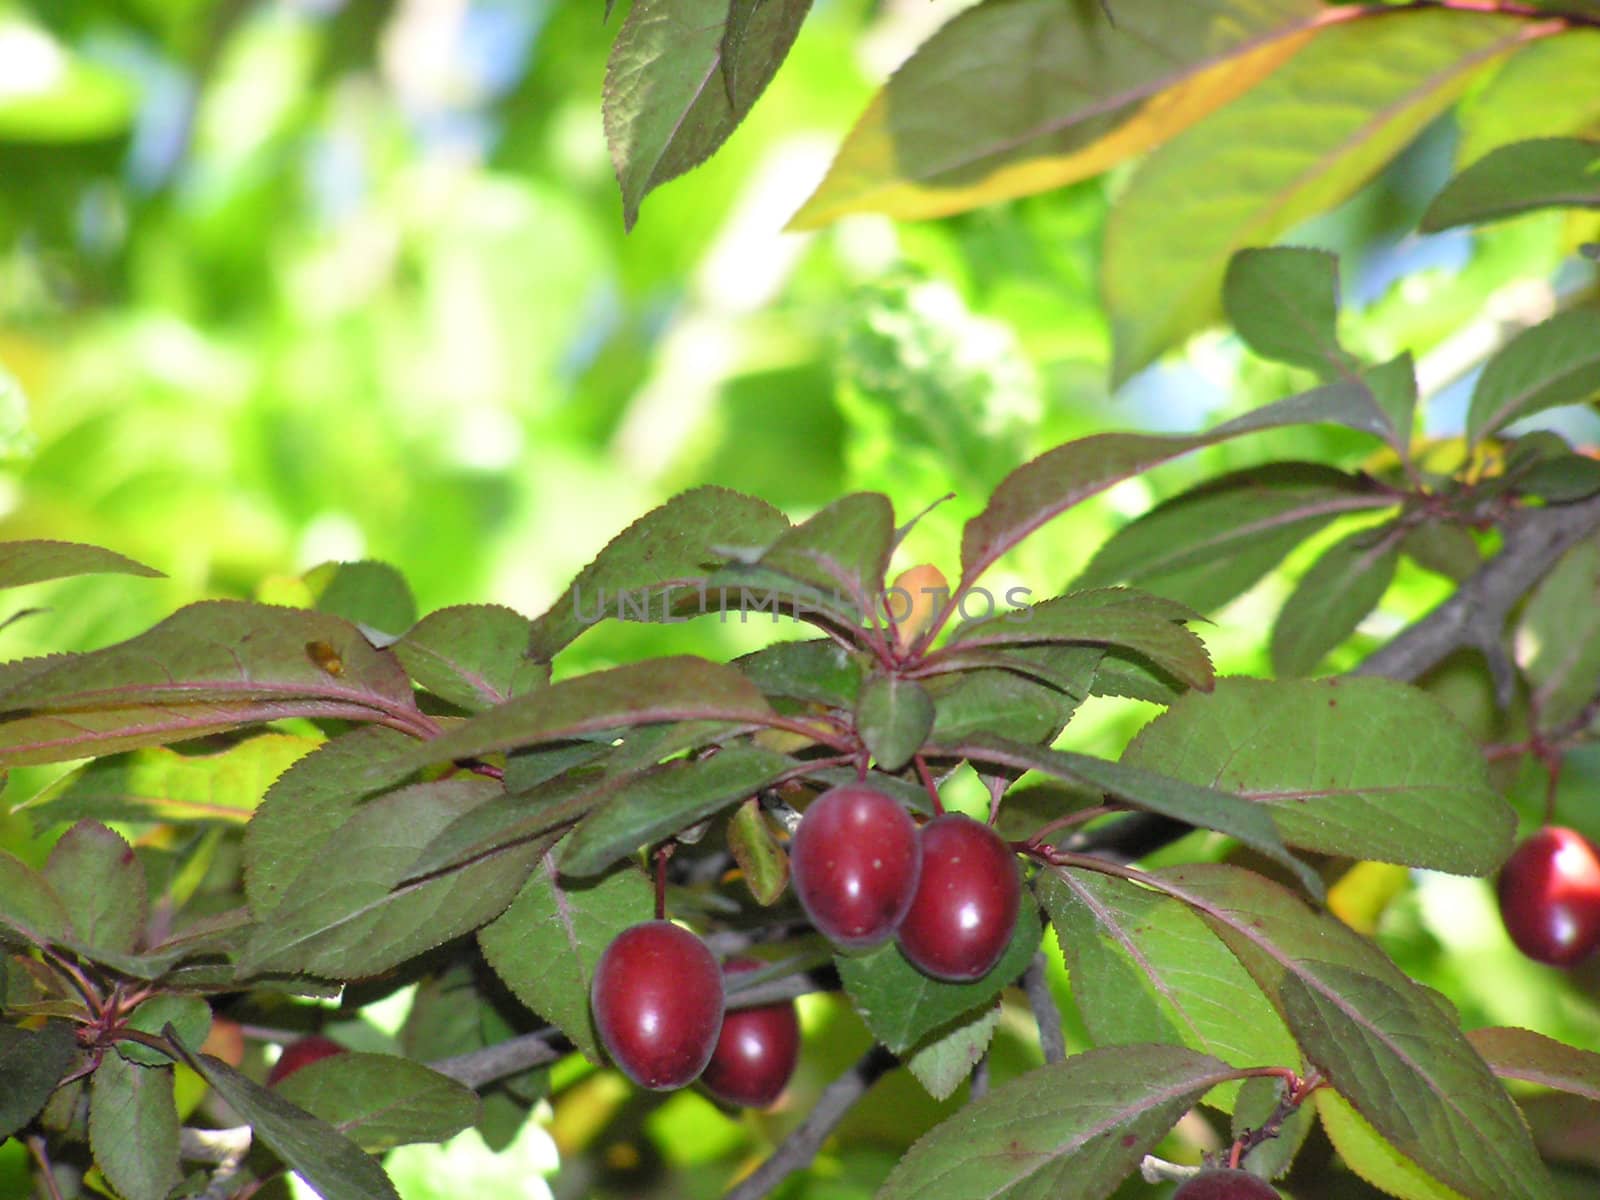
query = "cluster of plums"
(589, 783, 1022, 1097)
(1496, 825, 1600, 966)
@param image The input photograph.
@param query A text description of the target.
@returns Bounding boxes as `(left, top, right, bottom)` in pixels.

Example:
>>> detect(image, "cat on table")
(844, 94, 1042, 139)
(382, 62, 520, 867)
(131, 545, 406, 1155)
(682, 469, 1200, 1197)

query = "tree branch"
(723, 1046, 898, 1200)
(1022, 952, 1067, 1065)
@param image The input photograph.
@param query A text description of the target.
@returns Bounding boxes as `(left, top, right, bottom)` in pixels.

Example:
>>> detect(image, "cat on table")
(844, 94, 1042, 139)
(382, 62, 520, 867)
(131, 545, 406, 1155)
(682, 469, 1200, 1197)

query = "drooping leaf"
(0, 850, 72, 946)
(477, 856, 653, 1062)
(0, 1021, 76, 1140)
(903, 1003, 1001, 1102)
(558, 745, 796, 875)
(89, 1054, 182, 1200)
(1123, 676, 1514, 873)
(876, 1043, 1239, 1199)
(1317, 1089, 1470, 1200)
(948, 587, 1214, 692)
(43, 820, 146, 957)
(1467, 1026, 1600, 1101)
(942, 732, 1322, 897)
(1465, 309, 1600, 442)
(375, 656, 774, 783)
(1456, 34, 1600, 165)
(0, 602, 423, 766)
(274, 1052, 478, 1152)
(118, 994, 211, 1067)
(1270, 522, 1403, 677)
(0, 539, 161, 590)
(527, 486, 789, 660)
(167, 1032, 400, 1200)
(1224, 246, 1358, 379)
(1147, 862, 1554, 1200)
(835, 900, 1041, 1055)
(240, 777, 542, 979)
(604, 0, 811, 228)
(1075, 463, 1394, 612)
(1516, 533, 1600, 727)
(1040, 868, 1297, 1108)
(307, 560, 418, 639)
(727, 796, 789, 905)
(1104, 9, 1527, 381)
(20, 734, 317, 826)
(791, 0, 1325, 226)
(856, 674, 934, 773)
(393, 605, 548, 712)
(1422, 137, 1600, 232)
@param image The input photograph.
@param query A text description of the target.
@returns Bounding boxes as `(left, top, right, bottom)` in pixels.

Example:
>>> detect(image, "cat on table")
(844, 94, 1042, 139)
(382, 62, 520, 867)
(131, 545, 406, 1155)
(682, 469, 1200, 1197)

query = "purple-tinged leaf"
(43, 820, 146, 957)
(1466, 309, 1600, 443)
(0, 850, 72, 947)
(876, 1043, 1239, 1199)
(1225, 247, 1358, 379)
(1422, 137, 1600, 232)
(1467, 1026, 1600, 1101)
(1270, 521, 1404, 677)
(604, 0, 810, 228)
(926, 644, 1099, 744)
(1123, 677, 1515, 874)
(89, 1054, 181, 1200)
(0, 1021, 76, 1141)
(856, 673, 933, 773)
(118, 995, 211, 1067)
(0, 539, 161, 590)
(735, 638, 866, 707)
(307, 560, 417, 639)
(274, 1052, 478, 1152)
(394, 605, 548, 712)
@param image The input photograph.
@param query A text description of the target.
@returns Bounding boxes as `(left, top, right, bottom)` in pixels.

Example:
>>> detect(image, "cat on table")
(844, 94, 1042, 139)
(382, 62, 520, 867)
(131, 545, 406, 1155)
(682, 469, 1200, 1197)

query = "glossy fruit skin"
(1172, 1168, 1279, 1199)
(591, 921, 725, 1090)
(700, 959, 801, 1108)
(1497, 826, 1600, 966)
(790, 784, 921, 949)
(897, 814, 1021, 981)
(267, 1035, 345, 1085)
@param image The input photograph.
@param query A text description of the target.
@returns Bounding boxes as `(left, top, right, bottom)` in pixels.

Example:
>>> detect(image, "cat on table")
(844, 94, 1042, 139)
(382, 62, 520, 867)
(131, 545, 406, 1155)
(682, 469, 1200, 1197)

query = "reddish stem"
(913, 754, 946, 816)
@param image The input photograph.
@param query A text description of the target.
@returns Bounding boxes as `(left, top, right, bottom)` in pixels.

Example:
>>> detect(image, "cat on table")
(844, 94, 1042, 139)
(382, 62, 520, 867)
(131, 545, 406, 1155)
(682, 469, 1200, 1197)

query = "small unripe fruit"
(1497, 826, 1600, 966)
(790, 784, 920, 949)
(700, 959, 801, 1109)
(267, 1035, 345, 1085)
(1172, 1169, 1279, 1199)
(897, 814, 1020, 981)
(591, 921, 724, 1090)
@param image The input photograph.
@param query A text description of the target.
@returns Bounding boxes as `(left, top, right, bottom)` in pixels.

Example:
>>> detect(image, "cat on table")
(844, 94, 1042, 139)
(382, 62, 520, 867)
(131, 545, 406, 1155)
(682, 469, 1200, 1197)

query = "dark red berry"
(591, 921, 725, 1090)
(700, 959, 801, 1109)
(790, 784, 920, 949)
(897, 814, 1020, 981)
(267, 1035, 345, 1085)
(1497, 826, 1600, 967)
(1172, 1168, 1280, 1199)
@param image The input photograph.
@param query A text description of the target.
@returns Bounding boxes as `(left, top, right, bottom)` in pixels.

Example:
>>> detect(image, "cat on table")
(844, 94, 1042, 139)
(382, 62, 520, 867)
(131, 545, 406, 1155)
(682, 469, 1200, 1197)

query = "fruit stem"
(913, 754, 945, 815)
(653, 844, 674, 920)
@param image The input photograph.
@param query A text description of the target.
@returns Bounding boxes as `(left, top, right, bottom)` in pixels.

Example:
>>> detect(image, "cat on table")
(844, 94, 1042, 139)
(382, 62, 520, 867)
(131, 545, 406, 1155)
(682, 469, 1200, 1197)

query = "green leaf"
(856, 674, 934, 773)
(734, 638, 866, 708)
(559, 745, 796, 875)
(791, 0, 1325, 226)
(1467, 1026, 1600, 1100)
(1224, 247, 1358, 379)
(1270, 522, 1403, 677)
(393, 605, 548, 712)
(604, 0, 811, 228)
(876, 1044, 1238, 1199)
(1516, 453, 1600, 502)
(835, 900, 1041, 1055)
(244, 726, 420, 918)
(949, 588, 1214, 692)
(43, 819, 147, 957)
(0, 1021, 76, 1140)
(903, 1003, 1000, 1102)
(1465, 310, 1600, 443)
(1104, 9, 1527, 381)
(1456, 34, 1600, 165)
(927, 644, 1099, 744)
(1317, 1089, 1470, 1200)
(0, 602, 422, 766)
(1517, 533, 1600, 727)
(1040, 869, 1297, 1107)
(1422, 137, 1600, 232)
(89, 1054, 182, 1200)
(0, 539, 161, 590)
(527, 486, 789, 659)
(375, 656, 774, 783)
(727, 797, 789, 906)
(478, 857, 653, 1062)
(0, 849, 72, 946)
(241, 776, 543, 979)
(118, 994, 211, 1067)
(1401, 522, 1482, 583)
(1149, 862, 1554, 1200)
(307, 560, 418, 638)
(274, 1052, 478, 1152)
(19, 733, 317, 826)
(943, 732, 1322, 897)
(1076, 463, 1394, 612)
(167, 1031, 400, 1200)
(1123, 677, 1514, 874)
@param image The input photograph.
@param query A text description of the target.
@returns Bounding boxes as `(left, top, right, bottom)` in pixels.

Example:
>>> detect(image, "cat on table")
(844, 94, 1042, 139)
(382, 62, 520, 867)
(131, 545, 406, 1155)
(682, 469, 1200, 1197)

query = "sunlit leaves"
(1317, 1090, 1470, 1200)
(393, 605, 547, 711)
(1423, 137, 1600, 231)
(1456, 34, 1600, 164)
(0, 540, 161, 590)
(1465, 309, 1600, 442)
(1224, 247, 1358, 379)
(1467, 1026, 1600, 1101)
(1123, 677, 1514, 873)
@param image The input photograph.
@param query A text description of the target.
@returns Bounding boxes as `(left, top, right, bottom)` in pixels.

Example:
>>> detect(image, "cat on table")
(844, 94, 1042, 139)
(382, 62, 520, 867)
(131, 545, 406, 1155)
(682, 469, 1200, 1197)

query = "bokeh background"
(2, 1, 1599, 1196)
